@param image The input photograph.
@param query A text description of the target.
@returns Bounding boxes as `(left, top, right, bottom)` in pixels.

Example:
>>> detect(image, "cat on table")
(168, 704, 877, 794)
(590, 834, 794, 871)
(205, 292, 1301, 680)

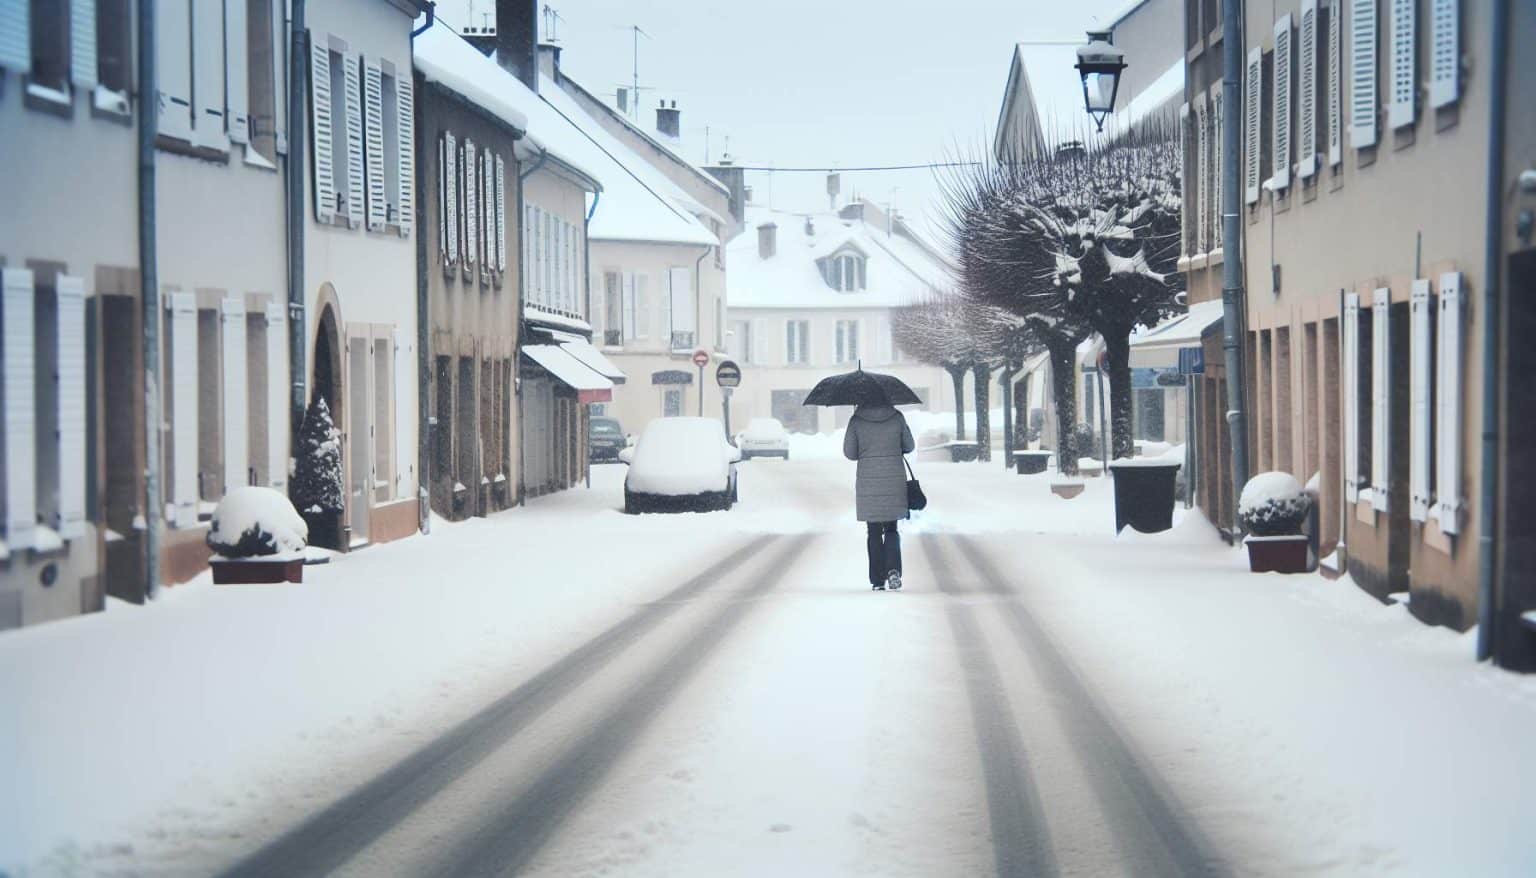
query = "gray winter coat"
(843, 405, 916, 522)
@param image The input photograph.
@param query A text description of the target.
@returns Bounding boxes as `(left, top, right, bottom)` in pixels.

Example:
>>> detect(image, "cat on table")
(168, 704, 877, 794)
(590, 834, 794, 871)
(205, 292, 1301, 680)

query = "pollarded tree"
(892, 294, 1000, 457)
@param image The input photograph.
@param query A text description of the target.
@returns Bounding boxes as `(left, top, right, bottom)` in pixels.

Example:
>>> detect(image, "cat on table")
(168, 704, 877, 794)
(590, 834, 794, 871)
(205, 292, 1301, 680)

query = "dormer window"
(819, 251, 866, 292)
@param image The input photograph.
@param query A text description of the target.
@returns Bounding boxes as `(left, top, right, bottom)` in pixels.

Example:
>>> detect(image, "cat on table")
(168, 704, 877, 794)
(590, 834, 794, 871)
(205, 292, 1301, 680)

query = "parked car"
(620, 418, 741, 513)
(736, 417, 790, 460)
(589, 416, 627, 462)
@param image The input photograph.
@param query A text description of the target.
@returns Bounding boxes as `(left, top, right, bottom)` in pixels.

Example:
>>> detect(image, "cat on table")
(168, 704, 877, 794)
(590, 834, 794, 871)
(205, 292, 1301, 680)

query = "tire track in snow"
(221, 533, 782, 878)
(435, 534, 816, 877)
(948, 533, 1230, 878)
(923, 536, 1060, 878)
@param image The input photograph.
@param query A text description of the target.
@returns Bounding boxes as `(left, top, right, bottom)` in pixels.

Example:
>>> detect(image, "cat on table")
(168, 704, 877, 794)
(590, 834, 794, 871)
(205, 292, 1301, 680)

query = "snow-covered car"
(619, 418, 741, 513)
(589, 416, 627, 462)
(736, 417, 790, 460)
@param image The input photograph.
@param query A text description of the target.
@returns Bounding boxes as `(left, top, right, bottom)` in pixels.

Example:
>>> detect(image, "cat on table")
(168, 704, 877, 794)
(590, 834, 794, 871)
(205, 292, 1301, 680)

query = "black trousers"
(866, 521, 902, 586)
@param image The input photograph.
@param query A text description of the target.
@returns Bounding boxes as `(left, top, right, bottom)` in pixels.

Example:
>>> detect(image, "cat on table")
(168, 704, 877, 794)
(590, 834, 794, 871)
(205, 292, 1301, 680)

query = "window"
(668, 267, 695, 351)
(374, 337, 392, 500)
(98, 0, 132, 100)
(821, 252, 866, 292)
(835, 320, 859, 365)
(197, 306, 223, 503)
(220, 297, 249, 493)
(328, 49, 351, 218)
(786, 320, 810, 365)
(730, 320, 751, 362)
(246, 0, 277, 162)
(604, 272, 623, 347)
(28, 0, 68, 94)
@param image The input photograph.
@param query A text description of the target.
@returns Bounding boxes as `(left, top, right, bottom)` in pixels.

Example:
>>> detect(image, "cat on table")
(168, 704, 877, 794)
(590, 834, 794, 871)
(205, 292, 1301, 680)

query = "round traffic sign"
(715, 359, 742, 388)
(692, 349, 710, 368)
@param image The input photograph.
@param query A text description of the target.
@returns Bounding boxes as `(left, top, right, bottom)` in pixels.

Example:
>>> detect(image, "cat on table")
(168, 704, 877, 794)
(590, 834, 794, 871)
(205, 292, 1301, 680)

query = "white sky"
(439, 0, 1135, 241)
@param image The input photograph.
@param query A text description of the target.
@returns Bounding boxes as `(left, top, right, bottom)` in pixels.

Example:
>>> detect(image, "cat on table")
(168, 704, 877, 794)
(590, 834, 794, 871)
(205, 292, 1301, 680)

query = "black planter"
(1013, 450, 1051, 475)
(1245, 535, 1311, 573)
(948, 442, 981, 463)
(1107, 460, 1181, 534)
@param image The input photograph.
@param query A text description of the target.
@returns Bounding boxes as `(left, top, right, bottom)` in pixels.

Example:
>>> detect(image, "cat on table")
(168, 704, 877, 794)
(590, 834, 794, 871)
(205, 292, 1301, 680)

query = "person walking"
(843, 403, 916, 591)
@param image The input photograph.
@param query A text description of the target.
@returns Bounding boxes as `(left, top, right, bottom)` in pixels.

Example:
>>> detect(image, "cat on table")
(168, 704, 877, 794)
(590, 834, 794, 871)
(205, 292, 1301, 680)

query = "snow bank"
(205, 486, 307, 558)
(626, 418, 735, 495)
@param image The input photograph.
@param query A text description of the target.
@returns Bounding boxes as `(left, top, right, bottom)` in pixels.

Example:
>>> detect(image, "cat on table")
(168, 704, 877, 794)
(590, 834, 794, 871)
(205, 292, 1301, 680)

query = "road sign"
(692, 349, 710, 368)
(715, 360, 741, 388)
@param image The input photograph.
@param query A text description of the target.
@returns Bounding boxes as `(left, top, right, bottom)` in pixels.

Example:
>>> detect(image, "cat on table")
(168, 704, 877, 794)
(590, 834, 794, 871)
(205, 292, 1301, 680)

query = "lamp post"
(1075, 30, 1127, 132)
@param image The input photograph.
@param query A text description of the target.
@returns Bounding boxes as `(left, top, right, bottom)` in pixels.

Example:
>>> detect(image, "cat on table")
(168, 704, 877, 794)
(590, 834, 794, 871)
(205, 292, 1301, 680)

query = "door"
(347, 336, 371, 544)
(663, 388, 684, 418)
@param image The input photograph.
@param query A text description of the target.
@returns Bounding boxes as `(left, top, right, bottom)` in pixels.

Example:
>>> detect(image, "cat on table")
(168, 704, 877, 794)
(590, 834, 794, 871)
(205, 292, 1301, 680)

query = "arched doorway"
(312, 299, 342, 420)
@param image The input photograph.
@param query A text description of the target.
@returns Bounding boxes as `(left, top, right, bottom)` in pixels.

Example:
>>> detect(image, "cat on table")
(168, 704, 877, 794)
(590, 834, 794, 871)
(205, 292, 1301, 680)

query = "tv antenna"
(629, 25, 651, 120)
(542, 4, 564, 43)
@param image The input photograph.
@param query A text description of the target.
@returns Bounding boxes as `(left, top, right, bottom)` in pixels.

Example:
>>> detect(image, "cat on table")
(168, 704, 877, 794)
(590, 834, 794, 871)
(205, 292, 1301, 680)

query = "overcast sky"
(440, 0, 1132, 241)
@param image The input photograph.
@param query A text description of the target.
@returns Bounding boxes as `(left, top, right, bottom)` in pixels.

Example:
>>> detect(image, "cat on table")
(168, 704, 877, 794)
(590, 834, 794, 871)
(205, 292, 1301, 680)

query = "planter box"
(1108, 460, 1182, 534)
(210, 556, 304, 585)
(948, 442, 981, 463)
(1013, 450, 1052, 475)
(1051, 481, 1085, 499)
(1245, 534, 1311, 574)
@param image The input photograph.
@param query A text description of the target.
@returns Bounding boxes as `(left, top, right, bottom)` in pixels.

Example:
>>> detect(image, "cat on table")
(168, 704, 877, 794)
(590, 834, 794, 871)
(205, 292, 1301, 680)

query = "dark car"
(589, 416, 627, 462)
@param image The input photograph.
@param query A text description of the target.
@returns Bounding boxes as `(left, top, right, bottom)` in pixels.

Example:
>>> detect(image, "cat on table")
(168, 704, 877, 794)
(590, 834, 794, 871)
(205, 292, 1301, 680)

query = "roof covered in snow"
(727, 203, 953, 310)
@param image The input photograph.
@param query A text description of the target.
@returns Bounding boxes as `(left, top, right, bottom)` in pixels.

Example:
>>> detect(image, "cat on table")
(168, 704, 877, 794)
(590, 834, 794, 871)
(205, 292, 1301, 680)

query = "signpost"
(692, 349, 709, 416)
(716, 359, 741, 438)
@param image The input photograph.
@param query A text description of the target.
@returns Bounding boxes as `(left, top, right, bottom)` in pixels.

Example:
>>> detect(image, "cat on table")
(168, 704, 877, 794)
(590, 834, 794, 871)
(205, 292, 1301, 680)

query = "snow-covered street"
(4, 455, 1536, 876)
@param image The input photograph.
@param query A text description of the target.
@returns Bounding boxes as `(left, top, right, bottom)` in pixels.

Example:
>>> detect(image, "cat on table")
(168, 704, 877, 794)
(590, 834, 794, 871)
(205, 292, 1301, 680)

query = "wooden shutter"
(437, 136, 448, 262)
(1409, 279, 1432, 522)
(221, 296, 248, 493)
(1388, 0, 1415, 129)
(445, 131, 459, 266)
(464, 139, 478, 267)
(70, 0, 97, 88)
(169, 292, 199, 525)
(1343, 292, 1360, 502)
(0, 0, 28, 72)
(1298, 0, 1319, 179)
(343, 54, 365, 228)
(363, 60, 386, 231)
(264, 303, 286, 489)
(158, 0, 194, 141)
(496, 155, 508, 273)
(486, 152, 497, 284)
(192, 0, 227, 149)
(271, 0, 286, 154)
(1429, 0, 1459, 109)
(1329, 0, 1343, 165)
(1435, 271, 1464, 533)
(1244, 48, 1262, 205)
(310, 36, 336, 223)
(1370, 287, 1390, 513)
(396, 75, 415, 237)
(1349, 0, 1378, 149)
(1211, 84, 1223, 251)
(224, 0, 249, 143)
(393, 326, 409, 498)
(56, 276, 88, 538)
(1273, 15, 1293, 192)
(2, 269, 36, 548)
(1196, 100, 1209, 252)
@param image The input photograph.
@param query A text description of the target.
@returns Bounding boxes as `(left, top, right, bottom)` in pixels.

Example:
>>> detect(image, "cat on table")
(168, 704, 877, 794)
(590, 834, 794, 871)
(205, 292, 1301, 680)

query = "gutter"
(1476, 0, 1510, 663)
(410, 1, 435, 37)
(137, 0, 161, 598)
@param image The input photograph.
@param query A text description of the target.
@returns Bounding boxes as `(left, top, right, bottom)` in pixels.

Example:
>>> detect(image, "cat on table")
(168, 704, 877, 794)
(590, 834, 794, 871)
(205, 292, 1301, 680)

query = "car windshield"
(590, 419, 622, 436)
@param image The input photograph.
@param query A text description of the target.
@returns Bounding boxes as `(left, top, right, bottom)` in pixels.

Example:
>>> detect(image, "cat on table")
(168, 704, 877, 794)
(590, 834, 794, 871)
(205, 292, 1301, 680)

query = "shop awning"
(561, 339, 626, 384)
(523, 345, 613, 403)
(1130, 300, 1225, 353)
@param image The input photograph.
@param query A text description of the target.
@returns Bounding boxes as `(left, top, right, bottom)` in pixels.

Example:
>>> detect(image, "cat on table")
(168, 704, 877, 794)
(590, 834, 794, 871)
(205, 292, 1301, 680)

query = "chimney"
(826, 172, 840, 211)
(616, 87, 629, 115)
(804, 216, 814, 237)
(757, 222, 777, 259)
(537, 41, 562, 80)
(656, 100, 681, 139)
(464, 0, 539, 92)
(706, 156, 746, 228)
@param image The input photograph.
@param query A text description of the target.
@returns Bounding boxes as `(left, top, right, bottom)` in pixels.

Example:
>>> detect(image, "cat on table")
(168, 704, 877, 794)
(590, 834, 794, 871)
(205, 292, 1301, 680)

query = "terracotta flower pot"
(1245, 534, 1311, 574)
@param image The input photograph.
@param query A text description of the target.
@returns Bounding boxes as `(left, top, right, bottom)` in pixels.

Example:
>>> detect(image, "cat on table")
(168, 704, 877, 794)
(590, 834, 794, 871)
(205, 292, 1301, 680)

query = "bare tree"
(892, 294, 1001, 457)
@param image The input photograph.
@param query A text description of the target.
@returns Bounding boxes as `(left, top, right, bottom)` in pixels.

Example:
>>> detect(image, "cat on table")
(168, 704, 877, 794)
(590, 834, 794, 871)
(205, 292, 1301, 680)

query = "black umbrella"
(803, 368, 922, 407)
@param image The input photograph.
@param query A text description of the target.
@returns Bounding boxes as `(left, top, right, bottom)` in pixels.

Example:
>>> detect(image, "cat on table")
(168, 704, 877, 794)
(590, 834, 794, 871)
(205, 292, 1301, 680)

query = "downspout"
(411, 8, 433, 532)
(695, 246, 709, 417)
(1219, 0, 1251, 532)
(286, 0, 307, 458)
(138, 0, 161, 599)
(1476, 0, 1509, 663)
(584, 201, 593, 489)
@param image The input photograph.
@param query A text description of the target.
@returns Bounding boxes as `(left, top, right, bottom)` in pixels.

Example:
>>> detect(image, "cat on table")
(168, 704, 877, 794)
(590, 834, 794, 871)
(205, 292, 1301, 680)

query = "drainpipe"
(513, 156, 533, 506)
(695, 247, 709, 416)
(1219, 0, 1251, 531)
(411, 12, 433, 532)
(1476, 0, 1509, 663)
(286, 0, 308, 457)
(138, 0, 161, 599)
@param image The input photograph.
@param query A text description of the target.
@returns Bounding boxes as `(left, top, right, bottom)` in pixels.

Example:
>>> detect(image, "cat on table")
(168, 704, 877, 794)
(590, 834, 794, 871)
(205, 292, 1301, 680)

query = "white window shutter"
(270, 0, 286, 154)
(464, 139, 478, 267)
(444, 131, 459, 266)
(191, 0, 227, 150)
(310, 36, 336, 223)
(224, 0, 249, 143)
(393, 326, 410, 498)
(1329, 0, 1343, 165)
(0, 0, 28, 73)
(1298, 0, 1319, 179)
(343, 54, 365, 228)
(1408, 279, 1432, 522)
(158, 0, 194, 141)
(1349, 0, 1378, 150)
(1196, 100, 1209, 252)
(264, 303, 286, 490)
(70, 0, 97, 88)
(220, 296, 248, 493)
(1370, 287, 1390, 513)
(1245, 47, 1262, 205)
(169, 293, 199, 525)
(396, 75, 415, 236)
(363, 60, 386, 232)
(1211, 84, 1223, 251)
(496, 155, 508, 273)
(55, 276, 88, 539)
(2, 269, 37, 548)
(1273, 15, 1293, 192)
(1343, 292, 1360, 502)
(1436, 271, 1464, 533)
(636, 274, 650, 339)
(1429, 0, 1459, 109)
(1388, 0, 1416, 129)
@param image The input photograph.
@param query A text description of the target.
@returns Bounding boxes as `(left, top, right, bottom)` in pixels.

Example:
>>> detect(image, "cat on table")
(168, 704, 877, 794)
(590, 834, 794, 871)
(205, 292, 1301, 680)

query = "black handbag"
(905, 457, 927, 511)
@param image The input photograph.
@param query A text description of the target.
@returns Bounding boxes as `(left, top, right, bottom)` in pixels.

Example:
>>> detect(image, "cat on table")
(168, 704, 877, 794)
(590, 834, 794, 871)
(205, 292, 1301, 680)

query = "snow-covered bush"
(206, 486, 308, 558)
(1239, 472, 1313, 536)
(292, 396, 344, 516)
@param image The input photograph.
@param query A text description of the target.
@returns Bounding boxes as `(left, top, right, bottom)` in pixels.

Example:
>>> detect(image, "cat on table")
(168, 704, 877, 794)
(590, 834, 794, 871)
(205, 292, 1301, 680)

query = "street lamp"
(1075, 30, 1127, 132)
